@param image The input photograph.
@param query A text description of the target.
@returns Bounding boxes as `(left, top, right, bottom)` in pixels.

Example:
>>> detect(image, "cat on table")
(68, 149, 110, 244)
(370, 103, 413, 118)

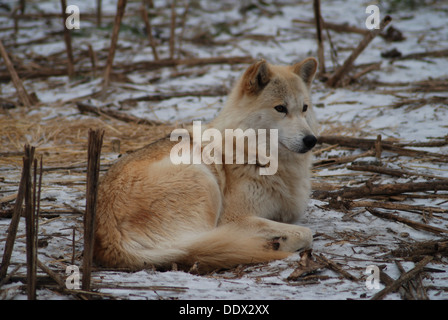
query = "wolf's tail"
(103, 224, 291, 273)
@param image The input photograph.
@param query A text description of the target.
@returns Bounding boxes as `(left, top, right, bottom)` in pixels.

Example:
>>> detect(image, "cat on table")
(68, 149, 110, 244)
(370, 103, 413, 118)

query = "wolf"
(94, 57, 319, 273)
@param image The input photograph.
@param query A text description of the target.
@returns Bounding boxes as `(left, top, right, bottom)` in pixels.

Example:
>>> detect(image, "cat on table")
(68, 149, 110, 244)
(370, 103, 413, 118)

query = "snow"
(1, 0, 448, 301)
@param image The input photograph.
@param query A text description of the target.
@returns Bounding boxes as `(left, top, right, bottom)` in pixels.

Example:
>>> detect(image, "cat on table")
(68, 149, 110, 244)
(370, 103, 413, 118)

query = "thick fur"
(94, 58, 319, 273)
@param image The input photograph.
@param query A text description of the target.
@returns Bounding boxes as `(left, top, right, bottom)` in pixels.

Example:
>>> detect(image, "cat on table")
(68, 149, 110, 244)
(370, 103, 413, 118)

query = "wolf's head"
(214, 58, 319, 156)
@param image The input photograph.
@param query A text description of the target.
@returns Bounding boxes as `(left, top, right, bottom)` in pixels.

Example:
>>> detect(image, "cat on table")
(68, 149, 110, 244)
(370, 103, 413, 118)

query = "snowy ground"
(1, 0, 448, 300)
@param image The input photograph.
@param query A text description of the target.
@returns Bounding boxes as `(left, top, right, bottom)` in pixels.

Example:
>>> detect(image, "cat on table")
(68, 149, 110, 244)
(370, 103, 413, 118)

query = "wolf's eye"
(302, 104, 308, 112)
(274, 105, 288, 114)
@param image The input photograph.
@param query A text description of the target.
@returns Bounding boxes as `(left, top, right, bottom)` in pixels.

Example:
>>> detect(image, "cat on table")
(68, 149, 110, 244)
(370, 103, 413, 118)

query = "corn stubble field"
(0, 0, 448, 300)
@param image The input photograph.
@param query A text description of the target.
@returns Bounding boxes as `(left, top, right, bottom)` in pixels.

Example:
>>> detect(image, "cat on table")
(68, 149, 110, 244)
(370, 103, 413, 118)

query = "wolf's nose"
(303, 135, 317, 150)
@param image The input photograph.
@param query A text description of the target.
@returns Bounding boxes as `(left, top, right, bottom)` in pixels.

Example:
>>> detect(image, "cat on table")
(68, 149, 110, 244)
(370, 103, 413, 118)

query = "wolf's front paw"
(265, 236, 286, 251)
(270, 227, 313, 252)
(296, 227, 313, 251)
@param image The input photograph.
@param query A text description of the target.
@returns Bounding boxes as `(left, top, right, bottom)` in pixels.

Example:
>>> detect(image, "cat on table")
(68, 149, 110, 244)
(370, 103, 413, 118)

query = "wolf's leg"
(228, 216, 313, 252)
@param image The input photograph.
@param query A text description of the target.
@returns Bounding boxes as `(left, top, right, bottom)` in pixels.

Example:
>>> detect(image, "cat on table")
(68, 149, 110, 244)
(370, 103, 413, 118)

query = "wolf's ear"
(292, 57, 318, 88)
(241, 59, 272, 95)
